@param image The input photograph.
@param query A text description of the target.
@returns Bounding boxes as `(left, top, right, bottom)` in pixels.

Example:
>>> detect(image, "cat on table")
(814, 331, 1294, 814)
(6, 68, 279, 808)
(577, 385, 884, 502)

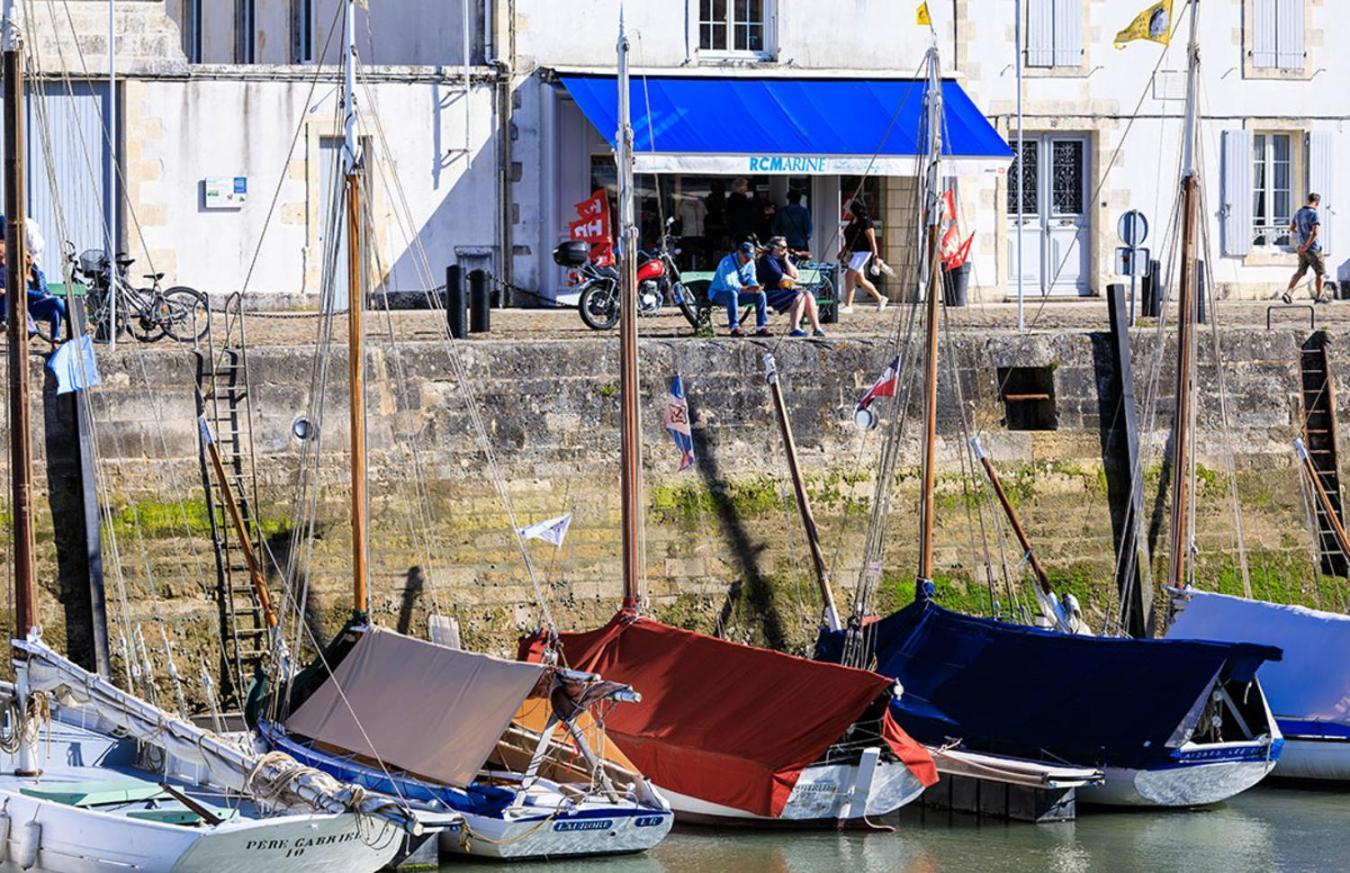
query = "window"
(236, 0, 256, 63)
(181, 0, 202, 63)
(1252, 0, 1305, 71)
(1252, 133, 1295, 247)
(1026, 0, 1082, 69)
(998, 367, 1057, 432)
(699, 0, 770, 55)
(294, 0, 315, 64)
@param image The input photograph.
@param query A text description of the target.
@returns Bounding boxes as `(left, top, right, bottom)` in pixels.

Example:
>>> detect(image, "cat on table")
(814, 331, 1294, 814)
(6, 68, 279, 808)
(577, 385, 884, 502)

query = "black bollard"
(1141, 258, 1162, 318)
(445, 265, 467, 340)
(469, 269, 491, 334)
(1196, 259, 1207, 325)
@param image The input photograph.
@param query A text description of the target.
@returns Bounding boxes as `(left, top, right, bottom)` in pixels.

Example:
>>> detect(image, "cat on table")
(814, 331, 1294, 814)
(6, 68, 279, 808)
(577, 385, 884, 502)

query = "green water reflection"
(447, 784, 1348, 872)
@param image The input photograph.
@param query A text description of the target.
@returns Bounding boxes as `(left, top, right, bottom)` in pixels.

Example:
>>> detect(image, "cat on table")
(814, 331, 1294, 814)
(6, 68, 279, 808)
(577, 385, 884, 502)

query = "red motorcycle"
(560, 218, 695, 331)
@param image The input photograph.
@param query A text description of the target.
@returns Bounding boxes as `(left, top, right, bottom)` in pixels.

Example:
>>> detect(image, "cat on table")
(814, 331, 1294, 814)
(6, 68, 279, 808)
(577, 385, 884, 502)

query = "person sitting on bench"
(709, 241, 770, 337)
(0, 236, 66, 348)
(757, 236, 825, 338)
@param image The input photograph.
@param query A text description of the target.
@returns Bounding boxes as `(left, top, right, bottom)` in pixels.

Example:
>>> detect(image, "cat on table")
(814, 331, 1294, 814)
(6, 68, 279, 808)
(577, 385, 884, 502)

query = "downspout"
(493, 0, 515, 303)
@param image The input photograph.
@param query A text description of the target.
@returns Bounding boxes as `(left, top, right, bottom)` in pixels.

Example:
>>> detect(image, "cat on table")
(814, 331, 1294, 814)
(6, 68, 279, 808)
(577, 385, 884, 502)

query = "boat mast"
(5, 0, 41, 778)
(616, 14, 644, 612)
(764, 354, 841, 631)
(1167, 0, 1202, 591)
(915, 44, 945, 599)
(342, 0, 369, 618)
(5, 0, 35, 644)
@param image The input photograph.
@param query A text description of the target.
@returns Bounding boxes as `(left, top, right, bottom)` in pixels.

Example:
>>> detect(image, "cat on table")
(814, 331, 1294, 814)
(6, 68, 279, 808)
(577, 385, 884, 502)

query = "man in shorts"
(1284, 193, 1328, 304)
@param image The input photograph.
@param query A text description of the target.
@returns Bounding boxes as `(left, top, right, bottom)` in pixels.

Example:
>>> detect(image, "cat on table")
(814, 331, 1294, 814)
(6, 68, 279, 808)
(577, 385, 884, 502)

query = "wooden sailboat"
(815, 25, 1285, 809)
(0, 7, 414, 871)
(249, 2, 673, 859)
(518, 16, 938, 827)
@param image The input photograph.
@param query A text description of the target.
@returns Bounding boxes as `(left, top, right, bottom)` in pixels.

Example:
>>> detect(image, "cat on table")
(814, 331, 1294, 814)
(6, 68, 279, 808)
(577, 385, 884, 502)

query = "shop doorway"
(1007, 134, 1091, 297)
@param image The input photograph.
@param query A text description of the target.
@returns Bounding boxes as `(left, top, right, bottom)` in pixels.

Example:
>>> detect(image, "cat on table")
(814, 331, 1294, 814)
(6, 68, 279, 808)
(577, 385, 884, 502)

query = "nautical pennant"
(856, 356, 902, 413)
(916, 3, 931, 27)
(663, 374, 695, 472)
(518, 513, 573, 547)
(1114, 1, 1174, 49)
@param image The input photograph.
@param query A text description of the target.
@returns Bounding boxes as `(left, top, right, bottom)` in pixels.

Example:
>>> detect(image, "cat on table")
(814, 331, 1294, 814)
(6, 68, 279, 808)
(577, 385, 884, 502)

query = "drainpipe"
(492, 0, 514, 303)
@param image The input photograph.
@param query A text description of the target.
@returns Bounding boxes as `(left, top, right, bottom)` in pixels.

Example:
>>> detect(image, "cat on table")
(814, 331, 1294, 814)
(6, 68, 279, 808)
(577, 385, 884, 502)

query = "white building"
(16, 1, 1347, 303)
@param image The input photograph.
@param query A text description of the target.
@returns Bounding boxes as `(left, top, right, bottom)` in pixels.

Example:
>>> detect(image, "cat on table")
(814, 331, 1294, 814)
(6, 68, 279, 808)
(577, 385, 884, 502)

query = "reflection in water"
(447, 786, 1348, 873)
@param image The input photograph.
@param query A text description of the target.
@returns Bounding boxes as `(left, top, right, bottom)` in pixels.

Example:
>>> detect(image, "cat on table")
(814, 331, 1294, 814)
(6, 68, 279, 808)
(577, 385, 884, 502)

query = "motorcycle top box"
(553, 240, 591, 267)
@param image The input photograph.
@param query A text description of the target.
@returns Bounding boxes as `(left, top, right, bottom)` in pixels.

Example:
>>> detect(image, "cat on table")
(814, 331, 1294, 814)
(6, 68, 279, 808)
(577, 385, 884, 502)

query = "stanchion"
(469, 269, 490, 334)
(445, 265, 467, 339)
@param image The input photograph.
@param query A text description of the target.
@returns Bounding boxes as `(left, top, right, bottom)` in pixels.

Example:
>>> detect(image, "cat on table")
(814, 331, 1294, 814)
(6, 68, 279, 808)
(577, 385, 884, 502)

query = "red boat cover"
(521, 613, 938, 817)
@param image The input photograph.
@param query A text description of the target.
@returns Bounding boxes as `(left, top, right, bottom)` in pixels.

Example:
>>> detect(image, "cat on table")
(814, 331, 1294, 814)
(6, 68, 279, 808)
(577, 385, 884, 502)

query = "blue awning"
(556, 74, 1012, 176)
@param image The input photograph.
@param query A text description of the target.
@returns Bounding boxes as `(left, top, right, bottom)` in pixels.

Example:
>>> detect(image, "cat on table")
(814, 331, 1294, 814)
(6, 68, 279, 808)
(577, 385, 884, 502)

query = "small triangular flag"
(916, 2, 931, 26)
(518, 513, 573, 547)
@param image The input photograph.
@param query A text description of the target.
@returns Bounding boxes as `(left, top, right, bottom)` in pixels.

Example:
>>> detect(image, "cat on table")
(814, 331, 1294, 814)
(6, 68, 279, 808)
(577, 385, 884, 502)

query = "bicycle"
(55, 243, 210, 344)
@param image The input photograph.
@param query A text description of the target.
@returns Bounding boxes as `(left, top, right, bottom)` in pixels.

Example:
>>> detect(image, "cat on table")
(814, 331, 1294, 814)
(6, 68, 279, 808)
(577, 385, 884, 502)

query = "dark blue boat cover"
(816, 601, 1282, 769)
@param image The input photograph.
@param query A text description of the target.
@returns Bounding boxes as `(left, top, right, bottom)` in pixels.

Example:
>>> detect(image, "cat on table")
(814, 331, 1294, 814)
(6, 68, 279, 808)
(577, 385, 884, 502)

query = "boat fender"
(15, 820, 40, 870)
(0, 805, 10, 862)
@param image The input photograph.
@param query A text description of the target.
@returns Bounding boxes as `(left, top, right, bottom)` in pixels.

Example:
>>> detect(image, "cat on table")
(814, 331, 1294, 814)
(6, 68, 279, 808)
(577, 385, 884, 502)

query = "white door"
(1007, 134, 1091, 296)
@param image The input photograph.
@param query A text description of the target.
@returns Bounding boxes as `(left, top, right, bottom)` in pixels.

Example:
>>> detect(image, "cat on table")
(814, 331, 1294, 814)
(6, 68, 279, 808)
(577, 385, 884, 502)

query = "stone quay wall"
(3, 325, 1347, 700)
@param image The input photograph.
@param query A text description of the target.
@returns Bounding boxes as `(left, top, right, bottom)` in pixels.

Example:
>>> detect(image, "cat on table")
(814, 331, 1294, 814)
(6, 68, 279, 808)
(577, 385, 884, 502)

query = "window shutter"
(1027, 0, 1055, 67)
(1275, 0, 1305, 70)
(1252, 0, 1277, 68)
(1052, 0, 1081, 67)
(1309, 131, 1334, 255)
(1221, 130, 1253, 257)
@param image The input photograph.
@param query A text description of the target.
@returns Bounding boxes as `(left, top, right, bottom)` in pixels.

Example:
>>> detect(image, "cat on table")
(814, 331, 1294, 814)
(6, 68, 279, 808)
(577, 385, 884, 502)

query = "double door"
(1007, 134, 1091, 297)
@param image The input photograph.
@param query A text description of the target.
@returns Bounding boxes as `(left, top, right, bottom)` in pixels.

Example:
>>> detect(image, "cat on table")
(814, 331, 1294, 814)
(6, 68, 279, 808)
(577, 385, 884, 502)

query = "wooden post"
(764, 354, 840, 631)
(1296, 439, 1350, 562)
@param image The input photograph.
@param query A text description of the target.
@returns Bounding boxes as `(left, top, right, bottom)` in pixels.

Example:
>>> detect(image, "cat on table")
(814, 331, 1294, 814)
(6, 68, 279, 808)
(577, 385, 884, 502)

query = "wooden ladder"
(194, 294, 269, 707)
(1299, 330, 1348, 577)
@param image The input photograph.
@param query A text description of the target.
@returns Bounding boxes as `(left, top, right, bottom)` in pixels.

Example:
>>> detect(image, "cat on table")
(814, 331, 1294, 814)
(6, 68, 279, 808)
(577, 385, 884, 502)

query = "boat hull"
(1272, 734, 1350, 782)
(1078, 741, 1281, 807)
(655, 756, 926, 826)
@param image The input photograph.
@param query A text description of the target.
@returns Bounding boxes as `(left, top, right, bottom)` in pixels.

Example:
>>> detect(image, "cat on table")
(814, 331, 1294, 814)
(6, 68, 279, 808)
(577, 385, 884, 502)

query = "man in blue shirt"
(708, 241, 769, 336)
(1284, 193, 1328, 304)
(772, 189, 813, 252)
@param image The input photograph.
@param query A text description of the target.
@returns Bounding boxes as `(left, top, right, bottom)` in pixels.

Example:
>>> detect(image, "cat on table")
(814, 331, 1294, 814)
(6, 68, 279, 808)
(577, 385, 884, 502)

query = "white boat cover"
(286, 627, 548, 787)
(1167, 590, 1350, 728)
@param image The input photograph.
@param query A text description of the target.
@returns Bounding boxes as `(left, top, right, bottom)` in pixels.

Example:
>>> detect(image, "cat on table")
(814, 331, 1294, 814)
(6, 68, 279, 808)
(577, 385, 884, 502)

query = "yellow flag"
(1114, 0, 1173, 49)
(917, 2, 931, 26)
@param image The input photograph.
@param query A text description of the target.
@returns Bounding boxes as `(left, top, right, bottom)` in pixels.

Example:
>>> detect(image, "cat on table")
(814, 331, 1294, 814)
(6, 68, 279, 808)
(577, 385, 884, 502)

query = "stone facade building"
(13, 1, 1347, 303)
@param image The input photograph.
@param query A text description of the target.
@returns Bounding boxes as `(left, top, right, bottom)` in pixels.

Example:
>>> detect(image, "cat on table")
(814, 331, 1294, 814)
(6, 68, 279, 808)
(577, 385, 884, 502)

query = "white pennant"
(518, 513, 573, 547)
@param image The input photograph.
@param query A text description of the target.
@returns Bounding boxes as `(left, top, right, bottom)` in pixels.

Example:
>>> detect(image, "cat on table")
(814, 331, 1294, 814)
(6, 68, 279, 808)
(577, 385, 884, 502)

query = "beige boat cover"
(285, 627, 548, 787)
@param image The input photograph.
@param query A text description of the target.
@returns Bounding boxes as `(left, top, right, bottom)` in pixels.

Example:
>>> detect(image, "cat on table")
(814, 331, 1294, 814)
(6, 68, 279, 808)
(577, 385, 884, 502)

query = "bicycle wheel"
(163, 286, 210, 342)
(86, 290, 127, 343)
(127, 292, 168, 343)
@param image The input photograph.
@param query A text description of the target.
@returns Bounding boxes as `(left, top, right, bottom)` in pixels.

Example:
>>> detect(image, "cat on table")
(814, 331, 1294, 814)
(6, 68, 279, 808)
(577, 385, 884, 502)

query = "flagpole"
(1014, 0, 1025, 331)
(616, 13, 644, 612)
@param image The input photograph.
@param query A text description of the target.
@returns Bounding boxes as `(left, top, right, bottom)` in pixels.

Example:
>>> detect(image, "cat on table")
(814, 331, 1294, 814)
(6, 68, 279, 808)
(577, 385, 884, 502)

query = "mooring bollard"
(445, 265, 467, 339)
(469, 269, 491, 334)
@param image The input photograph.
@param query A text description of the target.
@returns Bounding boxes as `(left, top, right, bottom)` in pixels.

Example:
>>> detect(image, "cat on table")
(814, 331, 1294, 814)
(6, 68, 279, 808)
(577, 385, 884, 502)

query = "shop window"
(998, 367, 1057, 431)
(698, 0, 773, 56)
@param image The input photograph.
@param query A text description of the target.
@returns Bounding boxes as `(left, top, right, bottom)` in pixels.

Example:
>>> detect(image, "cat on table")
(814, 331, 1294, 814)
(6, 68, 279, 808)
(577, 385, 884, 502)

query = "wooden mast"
(1167, 0, 1203, 591)
(764, 354, 841, 631)
(616, 15, 644, 612)
(915, 45, 945, 596)
(341, 0, 369, 617)
(5, 3, 35, 644)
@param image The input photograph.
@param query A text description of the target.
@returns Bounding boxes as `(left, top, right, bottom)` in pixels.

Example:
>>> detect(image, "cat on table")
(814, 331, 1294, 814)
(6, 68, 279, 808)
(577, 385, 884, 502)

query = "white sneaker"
(876, 298, 889, 312)
(838, 305, 854, 315)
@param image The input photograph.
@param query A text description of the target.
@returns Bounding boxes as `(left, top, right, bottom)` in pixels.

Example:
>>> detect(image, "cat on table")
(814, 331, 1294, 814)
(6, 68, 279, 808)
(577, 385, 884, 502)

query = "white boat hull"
(1078, 742, 1280, 807)
(439, 808, 671, 859)
(1272, 735, 1350, 782)
(0, 789, 400, 873)
(657, 753, 926, 825)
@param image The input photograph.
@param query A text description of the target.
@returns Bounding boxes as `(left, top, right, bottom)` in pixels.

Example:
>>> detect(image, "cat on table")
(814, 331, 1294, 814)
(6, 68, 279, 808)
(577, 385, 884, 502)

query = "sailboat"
(1163, 438, 1350, 781)
(518, 16, 938, 827)
(0, 8, 416, 871)
(249, 1, 673, 859)
(815, 22, 1285, 808)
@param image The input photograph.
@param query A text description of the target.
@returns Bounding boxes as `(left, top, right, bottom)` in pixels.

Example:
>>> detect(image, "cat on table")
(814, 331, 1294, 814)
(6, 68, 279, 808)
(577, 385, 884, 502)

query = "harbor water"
(456, 785, 1348, 872)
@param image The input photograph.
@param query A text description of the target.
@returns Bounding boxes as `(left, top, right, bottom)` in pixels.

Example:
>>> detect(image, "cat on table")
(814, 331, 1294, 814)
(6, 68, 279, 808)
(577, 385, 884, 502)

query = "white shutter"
(1221, 130, 1254, 257)
(1027, 0, 1055, 67)
(1309, 131, 1334, 255)
(1252, 0, 1277, 68)
(1052, 0, 1081, 67)
(1275, 0, 1305, 70)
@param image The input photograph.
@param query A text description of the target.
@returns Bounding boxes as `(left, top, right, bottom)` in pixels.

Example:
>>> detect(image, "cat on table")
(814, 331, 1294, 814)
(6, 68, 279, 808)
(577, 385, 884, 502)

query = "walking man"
(1283, 193, 1328, 304)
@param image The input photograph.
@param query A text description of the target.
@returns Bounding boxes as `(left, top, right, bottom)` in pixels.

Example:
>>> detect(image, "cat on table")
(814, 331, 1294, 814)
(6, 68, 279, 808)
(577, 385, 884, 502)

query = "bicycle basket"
(79, 249, 108, 274)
